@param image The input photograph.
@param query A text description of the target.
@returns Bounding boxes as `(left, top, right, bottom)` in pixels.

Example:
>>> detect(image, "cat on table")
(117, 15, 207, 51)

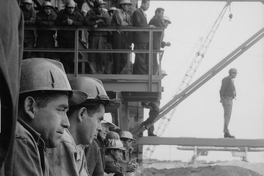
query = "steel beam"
(135, 137, 264, 148)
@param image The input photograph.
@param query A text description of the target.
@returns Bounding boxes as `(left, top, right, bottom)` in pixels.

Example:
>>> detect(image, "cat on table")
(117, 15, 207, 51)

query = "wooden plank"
(135, 137, 264, 148)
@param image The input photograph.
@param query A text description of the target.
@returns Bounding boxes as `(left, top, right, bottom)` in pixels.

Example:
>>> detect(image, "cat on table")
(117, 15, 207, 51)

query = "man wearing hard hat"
(13, 58, 87, 176)
(105, 139, 126, 175)
(46, 77, 121, 176)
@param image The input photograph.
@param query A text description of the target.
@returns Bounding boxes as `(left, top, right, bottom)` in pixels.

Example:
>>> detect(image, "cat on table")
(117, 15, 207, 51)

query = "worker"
(56, 0, 84, 73)
(132, 0, 155, 75)
(13, 58, 87, 176)
(20, 0, 36, 59)
(36, 1, 57, 59)
(149, 7, 165, 75)
(95, 120, 118, 169)
(111, 0, 133, 74)
(119, 131, 137, 175)
(47, 77, 121, 176)
(220, 68, 237, 138)
(104, 139, 126, 175)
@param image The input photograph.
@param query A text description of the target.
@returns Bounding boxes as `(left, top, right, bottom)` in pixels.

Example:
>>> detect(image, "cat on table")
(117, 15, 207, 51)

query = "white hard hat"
(23, 0, 33, 4)
(106, 139, 126, 150)
(163, 16, 171, 24)
(119, 131, 134, 141)
(66, 0, 76, 7)
(119, 0, 131, 5)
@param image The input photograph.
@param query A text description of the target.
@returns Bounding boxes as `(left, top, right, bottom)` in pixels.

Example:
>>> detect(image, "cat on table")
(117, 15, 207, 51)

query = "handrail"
(24, 26, 165, 91)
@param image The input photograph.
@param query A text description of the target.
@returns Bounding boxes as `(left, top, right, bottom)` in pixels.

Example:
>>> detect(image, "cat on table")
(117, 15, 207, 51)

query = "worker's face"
(111, 149, 123, 161)
(122, 4, 131, 12)
(78, 104, 104, 145)
(44, 7, 52, 16)
(66, 6, 75, 14)
(99, 123, 110, 140)
(157, 10, 164, 20)
(229, 69, 237, 79)
(122, 139, 133, 149)
(141, 1, 150, 11)
(95, 5, 104, 14)
(24, 3, 32, 11)
(28, 94, 70, 148)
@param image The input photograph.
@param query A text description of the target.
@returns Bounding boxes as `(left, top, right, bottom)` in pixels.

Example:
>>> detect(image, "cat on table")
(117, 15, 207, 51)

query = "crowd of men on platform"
(20, 0, 171, 74)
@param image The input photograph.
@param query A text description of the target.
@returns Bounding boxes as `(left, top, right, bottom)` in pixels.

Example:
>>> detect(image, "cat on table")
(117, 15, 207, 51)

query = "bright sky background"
(141, 1, 264, 163)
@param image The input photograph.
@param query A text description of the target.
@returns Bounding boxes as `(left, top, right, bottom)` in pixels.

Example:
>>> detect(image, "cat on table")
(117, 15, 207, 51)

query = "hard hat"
(42, 1, 53, 7)
(101, 120, 117, 129)
(119, 0, 131, 5)
(20, 58, 87, 106)
(69, 77, 121, 112)
(163, 16, 171, 24)
(119, 131, 134, 141)
(94, 0, 106, 7)
(66, 0, 76, 7)
(108, 6, 117, 11)
(22, 0, 33, 4)
(106, 139, 125, 150)
(106, 131, 120, 140)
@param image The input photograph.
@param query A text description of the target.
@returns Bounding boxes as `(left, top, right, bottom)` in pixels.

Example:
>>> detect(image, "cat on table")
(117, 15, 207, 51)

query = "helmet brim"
(69, 90, 88, 106)
(105, 99, 121, 113)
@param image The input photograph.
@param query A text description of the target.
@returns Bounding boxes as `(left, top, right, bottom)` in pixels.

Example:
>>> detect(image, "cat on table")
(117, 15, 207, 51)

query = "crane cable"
(143, 2, 231, 160)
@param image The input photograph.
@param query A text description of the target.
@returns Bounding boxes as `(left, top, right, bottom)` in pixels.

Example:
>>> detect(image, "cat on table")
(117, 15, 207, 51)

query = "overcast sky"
(142, 1, 264, 163)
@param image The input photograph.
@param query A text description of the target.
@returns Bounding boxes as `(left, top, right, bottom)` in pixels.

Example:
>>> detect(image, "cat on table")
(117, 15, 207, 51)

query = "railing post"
(148, 28, 153, 91)
(74, 28, 79, 77)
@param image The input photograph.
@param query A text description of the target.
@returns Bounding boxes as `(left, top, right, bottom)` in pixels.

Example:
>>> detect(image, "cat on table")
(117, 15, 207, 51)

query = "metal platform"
(135, 137, 264, 148)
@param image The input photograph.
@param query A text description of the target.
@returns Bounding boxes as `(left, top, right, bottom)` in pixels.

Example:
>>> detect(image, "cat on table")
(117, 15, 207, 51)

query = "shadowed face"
(78, 104, 104, 145)
(30, 94, 70, 148)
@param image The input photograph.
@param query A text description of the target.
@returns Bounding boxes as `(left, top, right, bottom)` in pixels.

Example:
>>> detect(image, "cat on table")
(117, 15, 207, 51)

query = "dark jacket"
(36, 10, 57, 37)
(132, 8, 149, 44)
(13, 119, 52, 176)
(56, 9, 84, 40)
(220, 76, 236, 99)
(85, 141, 104, 176)
(149, 15, 165, 49)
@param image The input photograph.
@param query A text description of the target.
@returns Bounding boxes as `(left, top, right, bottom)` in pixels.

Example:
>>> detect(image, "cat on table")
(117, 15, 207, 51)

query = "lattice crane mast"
(143, 3, 230, 160)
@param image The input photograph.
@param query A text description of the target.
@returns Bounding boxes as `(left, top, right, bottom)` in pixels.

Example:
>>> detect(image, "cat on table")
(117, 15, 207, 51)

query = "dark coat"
(132, 8, 149, 44)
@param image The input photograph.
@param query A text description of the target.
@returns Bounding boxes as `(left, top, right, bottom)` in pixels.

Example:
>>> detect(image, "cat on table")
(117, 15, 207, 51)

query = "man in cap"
(220, 68, 237, 138)
(85, 128, 120, 176)
(20, 0, 36, 59)
(104, 139, 126, 175)
(95, 119, 118, 169)
(119, 131, 137, 174)
(46, 77, 120, 176)
(36, 1, 57, 59)
(111, 0, 133, 74)
(13, 58, 87, 176)
(84, 0, 111, 74)
(56, 0, 84, 73)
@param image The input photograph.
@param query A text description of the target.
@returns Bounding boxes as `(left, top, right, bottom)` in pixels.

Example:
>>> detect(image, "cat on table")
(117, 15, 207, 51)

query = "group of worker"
(20, 0, 171, 74)
(12, 57, 138, 176)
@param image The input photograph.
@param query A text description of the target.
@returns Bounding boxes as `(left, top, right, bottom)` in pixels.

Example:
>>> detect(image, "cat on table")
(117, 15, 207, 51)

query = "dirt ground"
(141, 161, 264, 176)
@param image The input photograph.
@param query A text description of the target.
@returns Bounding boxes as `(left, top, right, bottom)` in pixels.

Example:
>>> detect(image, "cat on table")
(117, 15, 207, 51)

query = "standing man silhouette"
(220, 68, 237, 138)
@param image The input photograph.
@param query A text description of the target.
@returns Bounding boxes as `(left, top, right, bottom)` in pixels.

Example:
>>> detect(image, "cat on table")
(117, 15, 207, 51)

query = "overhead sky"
(141, 1, 264, 162)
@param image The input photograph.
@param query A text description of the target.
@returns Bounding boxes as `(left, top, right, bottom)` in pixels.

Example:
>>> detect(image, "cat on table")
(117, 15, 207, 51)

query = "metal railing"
(24, 26, 165, 91)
